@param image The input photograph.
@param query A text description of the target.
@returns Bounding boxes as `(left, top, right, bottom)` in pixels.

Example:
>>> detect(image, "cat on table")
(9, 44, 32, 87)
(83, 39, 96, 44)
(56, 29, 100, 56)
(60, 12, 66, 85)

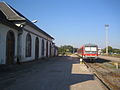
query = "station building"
(0, 2, 58, 64)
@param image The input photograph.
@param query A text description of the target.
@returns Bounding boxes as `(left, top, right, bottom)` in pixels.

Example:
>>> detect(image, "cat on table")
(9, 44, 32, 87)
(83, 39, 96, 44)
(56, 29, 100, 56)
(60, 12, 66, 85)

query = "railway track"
(83, 59, 120, 90)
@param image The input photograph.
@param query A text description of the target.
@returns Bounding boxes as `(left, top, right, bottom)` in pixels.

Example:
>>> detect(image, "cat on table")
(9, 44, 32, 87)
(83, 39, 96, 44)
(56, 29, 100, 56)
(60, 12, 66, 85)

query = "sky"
(3, 0, 120, 48)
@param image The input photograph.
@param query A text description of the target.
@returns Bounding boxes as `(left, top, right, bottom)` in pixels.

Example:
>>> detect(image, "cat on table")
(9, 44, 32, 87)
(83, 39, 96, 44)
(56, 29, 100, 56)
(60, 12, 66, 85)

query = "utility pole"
(105, 24, 109, 55)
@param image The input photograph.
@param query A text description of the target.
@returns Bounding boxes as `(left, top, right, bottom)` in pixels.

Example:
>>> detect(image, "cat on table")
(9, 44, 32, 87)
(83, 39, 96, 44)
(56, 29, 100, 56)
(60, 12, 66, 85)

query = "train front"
(83, 44, 98, 59)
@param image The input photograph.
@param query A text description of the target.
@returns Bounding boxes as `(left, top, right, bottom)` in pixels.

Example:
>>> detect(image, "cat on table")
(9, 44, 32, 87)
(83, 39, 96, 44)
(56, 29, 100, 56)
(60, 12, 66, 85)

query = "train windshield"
(85, 46, 97, 54)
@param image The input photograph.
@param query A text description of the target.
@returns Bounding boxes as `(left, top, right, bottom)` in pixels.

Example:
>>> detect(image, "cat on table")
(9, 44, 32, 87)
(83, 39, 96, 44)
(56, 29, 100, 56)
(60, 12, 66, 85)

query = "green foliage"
(108, 46, 113, 53)
(102, 46, 120, 54)
(73, 48, 78, 53)
(58, 45, 74, 55)
(101, 48, 106, 53)
(113, 48, 120, 54)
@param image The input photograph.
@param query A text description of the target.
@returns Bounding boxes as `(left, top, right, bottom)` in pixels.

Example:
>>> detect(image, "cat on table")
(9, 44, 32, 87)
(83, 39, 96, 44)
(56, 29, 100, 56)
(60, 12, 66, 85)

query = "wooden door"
(6, 31, 15, 64)
(46, 41, 48, 57)
(35, 37, 39, 60)
(49, 43, 51, 56)
(41, 39, 44, 56)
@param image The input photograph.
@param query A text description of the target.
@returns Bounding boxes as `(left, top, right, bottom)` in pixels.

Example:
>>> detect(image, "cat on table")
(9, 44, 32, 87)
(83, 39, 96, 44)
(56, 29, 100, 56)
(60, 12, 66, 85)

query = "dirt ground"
(0, 56, 104, 90)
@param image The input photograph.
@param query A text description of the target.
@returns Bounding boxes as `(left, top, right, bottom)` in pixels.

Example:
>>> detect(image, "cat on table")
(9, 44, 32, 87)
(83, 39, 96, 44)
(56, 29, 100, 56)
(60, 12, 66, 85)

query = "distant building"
(98, 48, 102, 55)
(0, 2, 58, 64)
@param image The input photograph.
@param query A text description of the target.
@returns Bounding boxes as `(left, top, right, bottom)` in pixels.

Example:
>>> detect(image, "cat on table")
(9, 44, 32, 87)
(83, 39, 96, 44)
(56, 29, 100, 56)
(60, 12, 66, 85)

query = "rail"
(83, 60, 120, 90)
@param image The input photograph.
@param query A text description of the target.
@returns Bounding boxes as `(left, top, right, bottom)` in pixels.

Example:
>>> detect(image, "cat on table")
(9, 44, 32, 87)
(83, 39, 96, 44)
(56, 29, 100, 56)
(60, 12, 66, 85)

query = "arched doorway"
(46, 41, 48, 57)
(6, 30, 15, 64)
(41, 39, 44, 56)
(49, 43, 51, 56)
(35, 37, 39, 59)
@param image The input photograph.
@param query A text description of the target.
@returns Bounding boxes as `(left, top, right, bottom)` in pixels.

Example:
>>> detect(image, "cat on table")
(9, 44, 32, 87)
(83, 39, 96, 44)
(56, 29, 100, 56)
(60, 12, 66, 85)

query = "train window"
(85, 46, 97, 51)
(85, 47, 90, 51)
(91, 47, 97, 51)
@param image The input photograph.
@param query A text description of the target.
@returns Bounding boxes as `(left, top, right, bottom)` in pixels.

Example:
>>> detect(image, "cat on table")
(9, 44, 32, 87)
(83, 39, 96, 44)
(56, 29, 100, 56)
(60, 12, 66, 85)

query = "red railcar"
(77, 44, 98, 60)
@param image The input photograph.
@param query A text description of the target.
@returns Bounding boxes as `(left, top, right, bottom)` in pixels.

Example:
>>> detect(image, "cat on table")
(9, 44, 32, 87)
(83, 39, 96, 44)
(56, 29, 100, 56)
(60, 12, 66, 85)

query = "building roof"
(0, 2, 54, 39)
(0, 18, 21, 31)
(0, 7, 21, 30)
(0, 2, 25, 20)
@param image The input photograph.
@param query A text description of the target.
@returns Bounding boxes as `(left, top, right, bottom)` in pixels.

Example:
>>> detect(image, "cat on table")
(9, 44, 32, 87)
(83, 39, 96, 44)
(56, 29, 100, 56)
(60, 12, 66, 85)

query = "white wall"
(39, 37, 42, 58)
(0, 23, 55, 64)
(19, 30, 35, 62)
(24, 25, 52, 41)
(19, 24, 53, 62)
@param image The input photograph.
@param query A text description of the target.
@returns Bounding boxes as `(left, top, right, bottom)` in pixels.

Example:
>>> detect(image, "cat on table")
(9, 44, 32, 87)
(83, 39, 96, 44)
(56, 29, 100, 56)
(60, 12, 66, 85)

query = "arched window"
(41, 39, 44, 56)
(26, 33, 31, 57)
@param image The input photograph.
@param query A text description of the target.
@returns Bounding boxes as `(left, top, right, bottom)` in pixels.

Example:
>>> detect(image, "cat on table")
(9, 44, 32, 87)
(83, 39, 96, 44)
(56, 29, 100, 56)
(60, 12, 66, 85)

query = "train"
(77, 44, 98, 60)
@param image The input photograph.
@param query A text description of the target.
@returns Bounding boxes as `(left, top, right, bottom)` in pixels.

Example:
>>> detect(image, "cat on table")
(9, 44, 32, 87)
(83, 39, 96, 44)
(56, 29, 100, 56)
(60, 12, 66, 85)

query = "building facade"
(0, 2, 58, 64)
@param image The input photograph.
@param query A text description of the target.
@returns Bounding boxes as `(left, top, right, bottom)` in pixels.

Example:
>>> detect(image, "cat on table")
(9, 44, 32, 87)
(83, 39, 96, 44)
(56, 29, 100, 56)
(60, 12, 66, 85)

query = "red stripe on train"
(83, 54, 98, 56)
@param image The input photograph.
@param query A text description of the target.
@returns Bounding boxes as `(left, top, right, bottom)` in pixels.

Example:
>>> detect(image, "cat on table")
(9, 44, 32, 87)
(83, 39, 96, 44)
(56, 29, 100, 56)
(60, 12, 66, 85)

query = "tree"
(102, 46, 113, 54)
(58, 45, 74, 55)
(113, 48, 120, 54)
(73, 48, 78, 53)
(102, 46, 120, 54)
(108, 46, 113, 53)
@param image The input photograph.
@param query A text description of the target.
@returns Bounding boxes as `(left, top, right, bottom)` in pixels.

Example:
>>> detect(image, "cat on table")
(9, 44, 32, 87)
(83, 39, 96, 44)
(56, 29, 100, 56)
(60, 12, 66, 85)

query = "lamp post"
(105, 24, 109, 55)
(32, 20, 38, 23)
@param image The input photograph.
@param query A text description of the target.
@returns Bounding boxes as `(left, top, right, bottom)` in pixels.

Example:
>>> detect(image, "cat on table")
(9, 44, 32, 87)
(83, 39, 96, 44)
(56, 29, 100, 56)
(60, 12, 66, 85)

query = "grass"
(104, 62, 120, 69)
(102, 54, 120, 58)
(108, 54, 120, 58)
